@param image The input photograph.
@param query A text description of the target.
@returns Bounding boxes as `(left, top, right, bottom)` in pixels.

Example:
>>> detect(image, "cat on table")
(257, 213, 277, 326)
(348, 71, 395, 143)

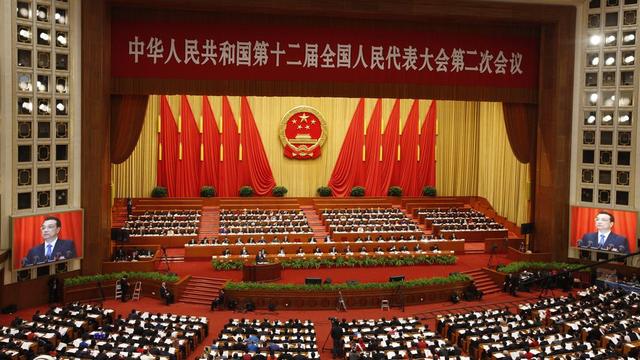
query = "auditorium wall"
(112, 96, 529, 224)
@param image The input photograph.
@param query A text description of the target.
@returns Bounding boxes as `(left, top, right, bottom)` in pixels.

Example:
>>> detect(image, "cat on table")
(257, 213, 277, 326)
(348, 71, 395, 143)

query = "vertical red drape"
(570, 207, 637, 252)
(328, 99, 365, 197)
(12, 210, 83, 270)
(241, 96, 276, 196)
(373, 100, 400, 195)
(200, 96, 220, 191)
(398, 100, 420, 196)
(157, 95, 179, 196)
(418, 100, 437, 188)
(110, 95, 149, 164)
(363, 99, 382, 194)
(175, 96, 202, 197)
(219, 96, 241, 197)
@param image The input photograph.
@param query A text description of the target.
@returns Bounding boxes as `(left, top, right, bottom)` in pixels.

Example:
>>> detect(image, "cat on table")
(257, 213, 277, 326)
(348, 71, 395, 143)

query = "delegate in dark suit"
(580, 232, 629, 254)
(25, 239, 77, 265)
(23, 216, 77, 267)
(578, 211, 630, 254)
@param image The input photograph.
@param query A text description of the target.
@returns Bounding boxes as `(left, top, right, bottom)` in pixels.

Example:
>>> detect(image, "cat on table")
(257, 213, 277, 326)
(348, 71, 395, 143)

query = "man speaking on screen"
(579, 211, 630, 254)
(24, 216, 77, 266)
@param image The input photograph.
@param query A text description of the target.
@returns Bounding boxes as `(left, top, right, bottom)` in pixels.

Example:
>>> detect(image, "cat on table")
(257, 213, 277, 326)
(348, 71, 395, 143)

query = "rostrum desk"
(242, 262, 282, 282)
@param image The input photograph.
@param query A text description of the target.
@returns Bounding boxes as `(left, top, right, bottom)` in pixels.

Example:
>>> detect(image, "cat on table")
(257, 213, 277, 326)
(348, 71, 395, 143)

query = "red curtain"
(157, 95, 179, 196)
(502, 103, 537, 164)
(111, 95, 149, 164)
(363, 99, 382, 194)
(175, 96, 202, 197)
(418, 100, 437, 188)
(398, 100, 420, 196)
(200, 96, 220, 191)
(570, 207, 637, 252)
(374, 100, 400, 196)
(241, 96, 276, 196)
(12, 210, 83, 270)
(328, 99, 365, 197)
(219, 96, 241, 197)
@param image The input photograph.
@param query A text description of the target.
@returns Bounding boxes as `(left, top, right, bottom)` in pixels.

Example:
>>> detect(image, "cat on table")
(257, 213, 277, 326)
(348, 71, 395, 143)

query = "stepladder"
(115, 281, 122, 300)
(132, 281, 142, 301)
(336, 291, 347, 311)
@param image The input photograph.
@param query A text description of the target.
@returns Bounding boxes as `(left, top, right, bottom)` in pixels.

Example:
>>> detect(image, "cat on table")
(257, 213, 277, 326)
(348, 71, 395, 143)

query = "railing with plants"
(64, 271, 179, 287)
(225, 272, 470, 292)
(497, 261, 585, 274)
(211, 254, 457, 270)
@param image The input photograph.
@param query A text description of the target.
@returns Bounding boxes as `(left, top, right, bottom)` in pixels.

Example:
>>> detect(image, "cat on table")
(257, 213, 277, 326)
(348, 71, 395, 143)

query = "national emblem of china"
(279, 106, 327, 159)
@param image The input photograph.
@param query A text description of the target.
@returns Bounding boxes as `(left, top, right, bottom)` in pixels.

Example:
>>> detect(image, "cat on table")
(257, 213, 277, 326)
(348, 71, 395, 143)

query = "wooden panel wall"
(81, 1, 112, 274)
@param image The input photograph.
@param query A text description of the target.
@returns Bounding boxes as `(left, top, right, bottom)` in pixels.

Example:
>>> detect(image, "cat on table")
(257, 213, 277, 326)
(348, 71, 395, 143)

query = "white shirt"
(44, 237, 58, 257)
(597, 231, 611, 245)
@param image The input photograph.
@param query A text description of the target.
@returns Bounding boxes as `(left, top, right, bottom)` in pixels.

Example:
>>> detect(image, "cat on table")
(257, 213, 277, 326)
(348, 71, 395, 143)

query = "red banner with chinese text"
(112, 19, 539, 89)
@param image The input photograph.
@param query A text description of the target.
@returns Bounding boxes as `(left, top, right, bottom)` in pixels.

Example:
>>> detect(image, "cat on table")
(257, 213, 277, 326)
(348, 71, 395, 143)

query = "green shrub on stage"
(211, 254, 456, 271)
(225, 272, 470, 292)
(317, 186, 332, 197)
(497, 261, 584, 274)
(64, 271, 179, 287)
(272, 186, 288, 197)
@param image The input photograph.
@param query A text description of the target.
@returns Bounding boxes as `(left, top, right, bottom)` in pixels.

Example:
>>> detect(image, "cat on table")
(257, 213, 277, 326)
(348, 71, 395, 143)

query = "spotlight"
(605, 35, 616, 44)
(18, 29, 31, 41)
(39, 32, 50, 42)
(591, 56, 600, 66)
(619, 115, 630, 123)
(587, 115, 596, 124)
(21, 101, 33, 112)
(589, 93, 598, 104)
(590, 34, 602, 46)
(602, 114, 612, 122)
(624, 55, 634, 64)
(39, 103, 50, 114)
(56, 102, 65, 112)
(36, 81, 46, 92)
(605, 56, 615, 66)
(36, 9, 46, 21)
(56, 34, 67, 46)
(624, 33, 635, 43)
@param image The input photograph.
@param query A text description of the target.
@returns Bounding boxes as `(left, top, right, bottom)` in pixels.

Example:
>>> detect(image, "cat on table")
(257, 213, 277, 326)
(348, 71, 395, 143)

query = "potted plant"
(388, 186, 403, 197)
(272, 186, 288, 197)
(350, 186, 365, 197)
(200, 186, 216, 197)
(422, 186, 437, 197)
(239, 186, 254, 197)
(317, 186, 332, 197)
(151, 186, 168, 198)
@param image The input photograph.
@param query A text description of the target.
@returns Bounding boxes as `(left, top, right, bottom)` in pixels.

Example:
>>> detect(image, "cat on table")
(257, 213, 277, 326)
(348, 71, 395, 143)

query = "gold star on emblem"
(297, 125, 303, 130)
(291, 119, 297, 124)
(299, 113, 309, 123)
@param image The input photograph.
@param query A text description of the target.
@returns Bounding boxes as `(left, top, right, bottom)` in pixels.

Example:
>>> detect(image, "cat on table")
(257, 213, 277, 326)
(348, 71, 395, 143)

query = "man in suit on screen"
(24, 216, 77, 266)
(579, 211, 630, 254)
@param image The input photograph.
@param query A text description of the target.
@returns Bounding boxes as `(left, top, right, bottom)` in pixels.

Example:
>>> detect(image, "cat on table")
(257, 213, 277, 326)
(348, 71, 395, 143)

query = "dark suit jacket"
(580, 232, 630, 254)
(25, 239, 77, 265)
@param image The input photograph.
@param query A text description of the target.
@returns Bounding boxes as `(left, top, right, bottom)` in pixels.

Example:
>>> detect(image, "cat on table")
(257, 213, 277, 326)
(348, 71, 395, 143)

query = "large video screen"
(570, 207, 637, 255)
(12, 210, 83, 270)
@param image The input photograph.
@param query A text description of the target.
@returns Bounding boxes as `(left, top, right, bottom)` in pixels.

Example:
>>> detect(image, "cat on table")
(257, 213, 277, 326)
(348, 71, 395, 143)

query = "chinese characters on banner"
(112, 21, 538, 88)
